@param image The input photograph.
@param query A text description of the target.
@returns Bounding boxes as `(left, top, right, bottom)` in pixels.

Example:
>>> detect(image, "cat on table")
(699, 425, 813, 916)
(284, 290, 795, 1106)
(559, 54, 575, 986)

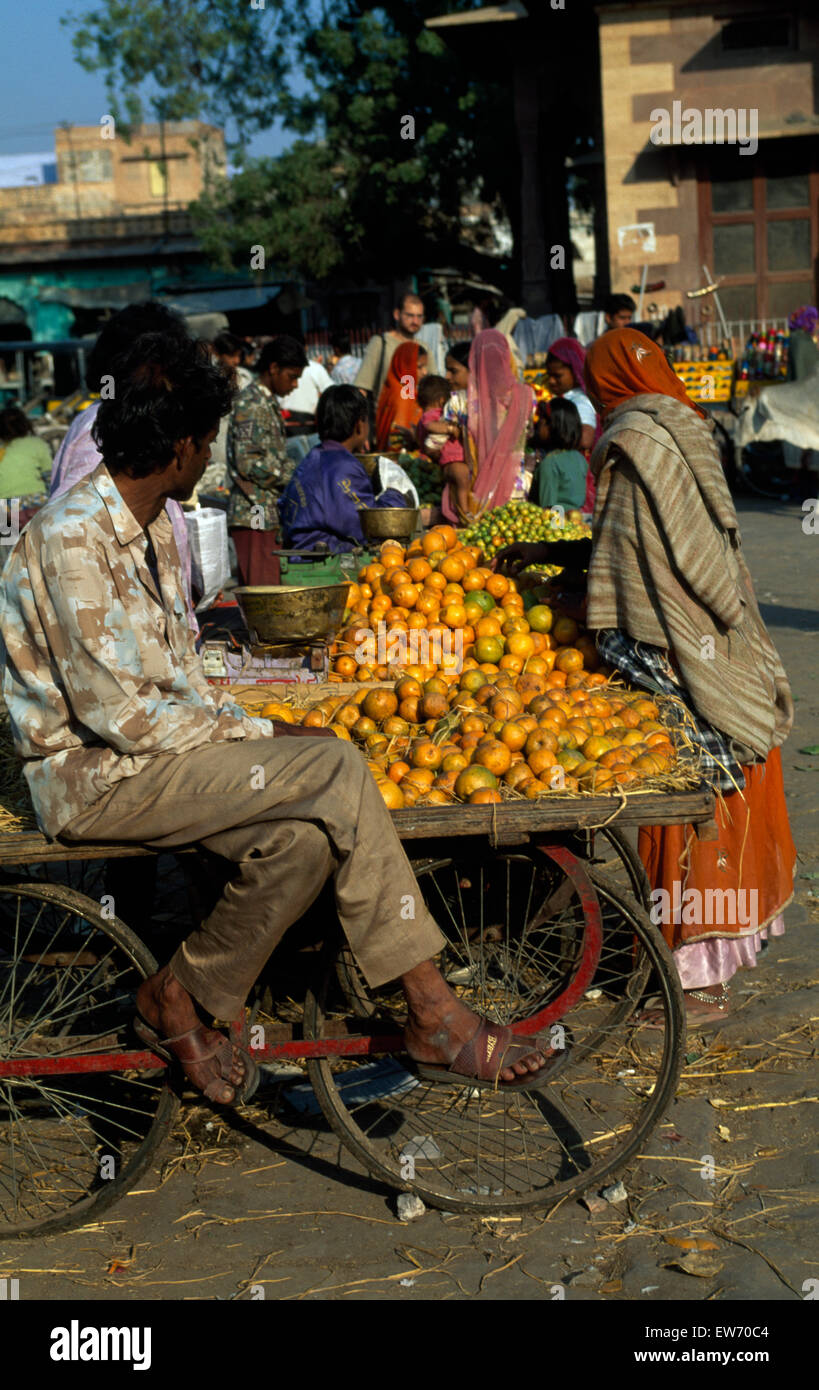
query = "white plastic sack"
(377, 457, 420, 508)
(185, 507, 230, 611)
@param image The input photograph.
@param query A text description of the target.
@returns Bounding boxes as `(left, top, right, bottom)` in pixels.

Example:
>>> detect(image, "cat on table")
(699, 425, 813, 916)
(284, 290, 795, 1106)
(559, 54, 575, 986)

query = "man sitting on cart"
(0, 330, 552, 1104)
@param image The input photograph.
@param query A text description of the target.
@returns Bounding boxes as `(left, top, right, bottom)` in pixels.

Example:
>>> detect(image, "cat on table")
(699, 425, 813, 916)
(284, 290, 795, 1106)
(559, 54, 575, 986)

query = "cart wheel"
(303, 853, 684, 1214)
(0, 882, 179, 1238)
(587, 827, 653, 912)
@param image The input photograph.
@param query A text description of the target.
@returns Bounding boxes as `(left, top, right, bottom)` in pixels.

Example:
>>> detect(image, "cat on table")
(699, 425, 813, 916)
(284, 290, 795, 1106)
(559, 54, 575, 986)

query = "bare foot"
(639, 984, 729, 1031)
(136, 964, 247, 1104)
(400, 959, 547, 1083)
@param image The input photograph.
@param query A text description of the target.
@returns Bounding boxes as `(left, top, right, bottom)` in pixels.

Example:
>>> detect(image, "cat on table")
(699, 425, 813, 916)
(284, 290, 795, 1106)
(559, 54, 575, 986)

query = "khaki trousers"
(61, 737, 445, 1019)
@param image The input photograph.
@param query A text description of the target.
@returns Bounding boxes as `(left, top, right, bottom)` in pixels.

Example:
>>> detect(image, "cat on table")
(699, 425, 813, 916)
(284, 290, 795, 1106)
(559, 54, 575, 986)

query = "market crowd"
(0, 284, 809, 1099)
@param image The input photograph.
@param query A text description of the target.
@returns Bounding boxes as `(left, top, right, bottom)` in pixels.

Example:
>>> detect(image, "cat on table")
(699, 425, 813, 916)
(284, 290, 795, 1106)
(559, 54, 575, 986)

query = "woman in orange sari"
(374, 341, 428, 452)
(496, 328, 795, 1026)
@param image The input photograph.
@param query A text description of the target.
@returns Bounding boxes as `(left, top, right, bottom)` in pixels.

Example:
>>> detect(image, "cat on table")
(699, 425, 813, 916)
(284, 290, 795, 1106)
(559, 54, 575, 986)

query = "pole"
(702, 263, 729, 338)
(159, 105, 170, 236)
(637, 263, 648, 319)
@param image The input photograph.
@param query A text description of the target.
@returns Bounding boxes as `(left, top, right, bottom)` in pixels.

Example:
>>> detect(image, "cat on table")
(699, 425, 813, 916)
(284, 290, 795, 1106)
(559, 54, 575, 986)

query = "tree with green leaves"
(65, 1, 519, 286)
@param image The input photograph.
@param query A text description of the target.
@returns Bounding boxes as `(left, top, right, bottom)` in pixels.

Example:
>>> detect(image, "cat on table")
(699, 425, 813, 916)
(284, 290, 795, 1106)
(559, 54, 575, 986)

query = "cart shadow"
(220, 1102, 397, 1203)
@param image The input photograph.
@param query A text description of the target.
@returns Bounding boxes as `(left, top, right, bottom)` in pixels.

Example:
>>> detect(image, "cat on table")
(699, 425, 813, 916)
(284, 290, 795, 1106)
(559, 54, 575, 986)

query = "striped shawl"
(586, 394, 793, 761)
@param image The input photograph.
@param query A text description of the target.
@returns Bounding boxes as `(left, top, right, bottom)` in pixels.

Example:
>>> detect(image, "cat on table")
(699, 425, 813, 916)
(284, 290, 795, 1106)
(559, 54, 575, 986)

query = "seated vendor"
(0, 331, 551, 1103)
(279, 384, 410, 553)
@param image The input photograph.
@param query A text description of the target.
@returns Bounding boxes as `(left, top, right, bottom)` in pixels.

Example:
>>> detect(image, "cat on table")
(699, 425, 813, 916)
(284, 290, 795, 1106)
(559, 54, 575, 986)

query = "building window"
(59, 149, 113, 184)
(148, 161, 168, 199)
(720, 17, 793, 51)
(699, 146, 818, 322)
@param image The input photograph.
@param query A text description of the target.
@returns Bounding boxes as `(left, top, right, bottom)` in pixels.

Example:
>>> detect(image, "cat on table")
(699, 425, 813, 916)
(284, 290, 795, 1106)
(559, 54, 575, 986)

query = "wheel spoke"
(0, 882, 177, 1236)
(306, 854, 683, 1213)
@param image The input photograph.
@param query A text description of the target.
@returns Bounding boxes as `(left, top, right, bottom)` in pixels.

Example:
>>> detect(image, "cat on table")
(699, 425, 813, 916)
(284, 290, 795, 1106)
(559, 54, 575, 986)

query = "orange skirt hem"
(638, 746, 796, 953)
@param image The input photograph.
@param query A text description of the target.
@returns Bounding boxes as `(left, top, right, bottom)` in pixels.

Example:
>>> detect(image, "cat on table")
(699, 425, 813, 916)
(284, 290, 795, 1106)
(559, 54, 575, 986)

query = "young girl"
(416, 375, 451, 459)
(529, 397, 588, 510)
(439, 340, 474, 521)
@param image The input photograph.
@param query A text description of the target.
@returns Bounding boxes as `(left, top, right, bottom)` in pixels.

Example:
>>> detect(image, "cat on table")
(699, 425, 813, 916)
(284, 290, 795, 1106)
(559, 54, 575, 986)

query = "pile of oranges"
(274, 667, 679, 810)
(329, 525, 598, 682)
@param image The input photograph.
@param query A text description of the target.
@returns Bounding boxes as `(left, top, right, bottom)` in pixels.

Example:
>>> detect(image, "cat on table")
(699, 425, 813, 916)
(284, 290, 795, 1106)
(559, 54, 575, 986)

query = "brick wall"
(599, 2, 819, 310)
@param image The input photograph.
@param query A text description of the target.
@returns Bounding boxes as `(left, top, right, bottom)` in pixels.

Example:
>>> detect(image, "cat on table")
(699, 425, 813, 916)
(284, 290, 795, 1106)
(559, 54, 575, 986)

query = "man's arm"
(35, 541, 272, 755)
(354, 336, 383, 394)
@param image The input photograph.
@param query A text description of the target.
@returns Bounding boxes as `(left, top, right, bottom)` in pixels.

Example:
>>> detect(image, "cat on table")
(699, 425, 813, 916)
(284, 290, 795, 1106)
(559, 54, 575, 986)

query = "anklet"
(688, 983, 729, 1010)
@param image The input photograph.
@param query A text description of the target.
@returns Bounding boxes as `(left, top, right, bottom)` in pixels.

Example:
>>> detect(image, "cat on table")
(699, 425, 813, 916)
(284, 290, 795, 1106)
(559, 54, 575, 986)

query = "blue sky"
(0, 0, 291, 161)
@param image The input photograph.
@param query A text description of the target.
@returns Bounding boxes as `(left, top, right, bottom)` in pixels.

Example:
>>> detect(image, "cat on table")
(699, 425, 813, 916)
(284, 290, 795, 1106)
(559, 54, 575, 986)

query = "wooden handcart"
(0, 786, 715, 1236)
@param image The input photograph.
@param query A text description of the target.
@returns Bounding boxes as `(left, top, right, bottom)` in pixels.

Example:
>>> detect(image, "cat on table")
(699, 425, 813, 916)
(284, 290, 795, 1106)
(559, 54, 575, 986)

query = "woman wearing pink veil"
(441, 329, 534, 523)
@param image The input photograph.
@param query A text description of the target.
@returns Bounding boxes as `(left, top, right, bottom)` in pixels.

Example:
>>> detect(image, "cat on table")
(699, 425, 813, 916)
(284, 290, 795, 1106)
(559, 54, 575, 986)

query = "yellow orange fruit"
(474, 635, 505, 665)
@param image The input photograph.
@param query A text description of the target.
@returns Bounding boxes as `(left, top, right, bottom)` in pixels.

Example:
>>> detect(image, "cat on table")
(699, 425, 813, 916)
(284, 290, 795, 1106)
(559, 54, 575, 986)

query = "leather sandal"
(411, 1019, 567, 1092)
(134, 1015, 258, 1106)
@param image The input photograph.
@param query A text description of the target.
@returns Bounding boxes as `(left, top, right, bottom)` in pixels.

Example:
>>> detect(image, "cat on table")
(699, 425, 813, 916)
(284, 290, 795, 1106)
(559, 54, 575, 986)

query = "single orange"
(474, 739, 512, 776)
(555, 647, 584, 674)
(499, 721, 528, 752)
(485, 572, 509, 599)
(333, 655, 358, 679)
(552, 616, 579, 646)
(454, 765, 499, 799)
(474, 635, 505, 665)
(441, 603, 467, 629)
(362, 689, 398, 722)
(440, 554, 466, 583)
(507, 632, 535, 660)
(407, 557, 432, 584)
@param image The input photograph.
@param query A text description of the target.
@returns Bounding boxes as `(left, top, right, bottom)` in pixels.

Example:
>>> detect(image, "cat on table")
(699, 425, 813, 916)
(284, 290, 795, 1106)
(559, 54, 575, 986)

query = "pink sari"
(467, 330, 533, 513)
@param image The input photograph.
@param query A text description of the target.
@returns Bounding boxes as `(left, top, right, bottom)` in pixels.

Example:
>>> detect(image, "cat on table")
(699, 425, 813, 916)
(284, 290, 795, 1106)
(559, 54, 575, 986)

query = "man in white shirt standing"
(277, 357, 334, 418)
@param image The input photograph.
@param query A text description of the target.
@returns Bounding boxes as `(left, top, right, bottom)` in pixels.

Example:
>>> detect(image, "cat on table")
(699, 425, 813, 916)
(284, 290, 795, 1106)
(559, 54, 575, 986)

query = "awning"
(37, 282, 154, 308)
(163, 286, 282, 314)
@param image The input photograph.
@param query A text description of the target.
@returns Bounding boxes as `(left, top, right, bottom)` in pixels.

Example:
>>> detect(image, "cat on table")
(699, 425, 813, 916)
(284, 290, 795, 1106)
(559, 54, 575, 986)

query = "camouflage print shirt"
(0, 463, 273, 839)
(226, 378, 293, 530)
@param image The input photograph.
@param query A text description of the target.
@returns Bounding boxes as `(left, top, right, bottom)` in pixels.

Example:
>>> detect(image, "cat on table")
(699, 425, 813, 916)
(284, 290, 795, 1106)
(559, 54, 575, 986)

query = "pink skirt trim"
(673, 915, 785, 991)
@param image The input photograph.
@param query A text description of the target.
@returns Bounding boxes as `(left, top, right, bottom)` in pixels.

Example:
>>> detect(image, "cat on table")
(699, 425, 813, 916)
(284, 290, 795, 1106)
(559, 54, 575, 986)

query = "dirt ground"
(2, 495, 817, 1304)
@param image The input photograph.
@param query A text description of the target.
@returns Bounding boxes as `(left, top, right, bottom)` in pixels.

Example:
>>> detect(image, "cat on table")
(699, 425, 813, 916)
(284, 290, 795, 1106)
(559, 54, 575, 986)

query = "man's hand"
(271, 721, 336, 739)
(493, 542, 552, 577)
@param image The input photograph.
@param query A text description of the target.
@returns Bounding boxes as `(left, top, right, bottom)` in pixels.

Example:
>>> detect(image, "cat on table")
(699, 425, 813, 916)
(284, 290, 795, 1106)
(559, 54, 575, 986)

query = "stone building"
(0, 123, 227, 340)
(600, 0, 819, 328)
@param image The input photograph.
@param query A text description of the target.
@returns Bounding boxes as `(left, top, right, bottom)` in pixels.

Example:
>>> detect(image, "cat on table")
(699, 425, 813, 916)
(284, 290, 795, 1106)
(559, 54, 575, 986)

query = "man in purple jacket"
(279, 385, 409, 553)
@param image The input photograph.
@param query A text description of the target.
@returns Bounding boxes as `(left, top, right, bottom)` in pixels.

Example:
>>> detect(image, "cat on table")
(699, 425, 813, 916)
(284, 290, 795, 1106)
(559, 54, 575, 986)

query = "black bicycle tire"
(0, 881, 179, 1239)
(303, 868, 685, 1215)
(597, 828, 653, 911)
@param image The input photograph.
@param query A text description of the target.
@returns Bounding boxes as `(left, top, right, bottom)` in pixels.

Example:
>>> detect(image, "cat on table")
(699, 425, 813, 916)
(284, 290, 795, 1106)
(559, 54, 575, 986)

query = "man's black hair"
(93, 331, 233, 478)
(213, 331, 245, 357)
(544, 397, 582, 452)
(445, 339, 472, 368)
(331, 334, 351, 357)
(0, 405, 33, 442)
(602, 293, 636, 317)
(86, 301, 189, 393)
(257, 335, 308, 374)
(418, 374, 449, 410)
(316, 385, 367, 443)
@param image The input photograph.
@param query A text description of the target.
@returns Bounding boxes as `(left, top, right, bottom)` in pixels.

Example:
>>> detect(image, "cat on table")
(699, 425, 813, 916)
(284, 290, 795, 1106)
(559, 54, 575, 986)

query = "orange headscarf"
(375, 341, 423, 450)
(584, 327, 706, 419)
